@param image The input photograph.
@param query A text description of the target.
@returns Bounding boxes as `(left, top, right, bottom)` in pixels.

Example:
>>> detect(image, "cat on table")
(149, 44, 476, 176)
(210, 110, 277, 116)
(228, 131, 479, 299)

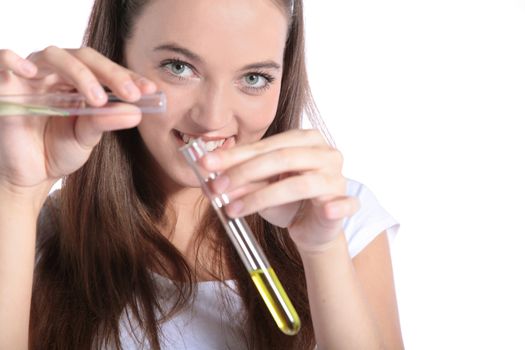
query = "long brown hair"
(30, 0, 318, 349)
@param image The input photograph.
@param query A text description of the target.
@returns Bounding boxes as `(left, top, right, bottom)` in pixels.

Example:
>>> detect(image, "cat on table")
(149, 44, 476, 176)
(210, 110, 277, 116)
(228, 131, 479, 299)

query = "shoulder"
(343, 178, 399, 258)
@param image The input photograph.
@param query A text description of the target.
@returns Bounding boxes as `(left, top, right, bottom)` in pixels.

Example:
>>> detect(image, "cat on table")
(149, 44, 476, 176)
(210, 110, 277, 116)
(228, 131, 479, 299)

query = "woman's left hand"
(201, 129, 360, 253)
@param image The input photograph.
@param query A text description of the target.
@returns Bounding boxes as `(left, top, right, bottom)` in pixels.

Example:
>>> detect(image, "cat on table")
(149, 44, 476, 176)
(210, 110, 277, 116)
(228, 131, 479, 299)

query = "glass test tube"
(0, 91, 166, 117)
(180, 139, 301, 336)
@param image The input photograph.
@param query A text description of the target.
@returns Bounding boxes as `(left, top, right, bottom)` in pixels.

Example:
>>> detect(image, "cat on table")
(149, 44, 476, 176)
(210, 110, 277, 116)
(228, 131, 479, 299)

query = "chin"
(169, 162, 203, 189)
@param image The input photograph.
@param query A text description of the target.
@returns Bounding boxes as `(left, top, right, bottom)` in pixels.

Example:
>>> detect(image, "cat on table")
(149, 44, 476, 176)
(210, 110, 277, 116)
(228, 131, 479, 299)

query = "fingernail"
(220, 193, 230, 205)
(213, 175, 230, 193)
(228, 200, 244, 217)
(123, 81, 140, 99)
(137, 77, 156, 91)
(19, 61, 36, 75)
(326, 203, 343, 220)
(90, 85, 106, 102)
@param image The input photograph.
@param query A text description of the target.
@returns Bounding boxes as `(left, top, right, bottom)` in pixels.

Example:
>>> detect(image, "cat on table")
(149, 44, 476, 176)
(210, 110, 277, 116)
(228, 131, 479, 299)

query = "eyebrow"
(153, 43, 281, 71)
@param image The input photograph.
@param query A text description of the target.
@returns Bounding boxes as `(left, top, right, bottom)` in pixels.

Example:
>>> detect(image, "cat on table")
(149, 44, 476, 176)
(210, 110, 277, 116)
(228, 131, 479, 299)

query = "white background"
(2, 1, 525, 348)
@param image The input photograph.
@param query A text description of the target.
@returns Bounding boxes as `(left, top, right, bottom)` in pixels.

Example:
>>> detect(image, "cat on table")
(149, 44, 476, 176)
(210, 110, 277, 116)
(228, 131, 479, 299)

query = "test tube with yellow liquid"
(180, 139, 301, 335)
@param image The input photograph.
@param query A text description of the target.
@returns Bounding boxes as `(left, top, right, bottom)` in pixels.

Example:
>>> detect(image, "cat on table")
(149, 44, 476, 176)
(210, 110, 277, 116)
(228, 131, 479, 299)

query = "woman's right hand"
(0, 47, 156, 197)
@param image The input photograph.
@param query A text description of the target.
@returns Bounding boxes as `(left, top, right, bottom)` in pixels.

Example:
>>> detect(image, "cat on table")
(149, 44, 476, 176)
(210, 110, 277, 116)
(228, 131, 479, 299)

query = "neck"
(157, 186, 207, 252)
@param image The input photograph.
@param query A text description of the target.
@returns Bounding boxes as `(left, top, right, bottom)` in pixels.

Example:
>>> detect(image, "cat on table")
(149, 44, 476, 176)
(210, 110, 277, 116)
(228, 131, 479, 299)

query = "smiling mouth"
(174, 130, 234, 152)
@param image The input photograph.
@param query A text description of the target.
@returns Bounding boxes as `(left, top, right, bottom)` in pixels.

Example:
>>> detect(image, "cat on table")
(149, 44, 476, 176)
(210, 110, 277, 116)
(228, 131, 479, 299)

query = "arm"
(300, 231, 403, 349)
(0, 183, 51, 349)
(0, 47, 153, 349)
(201, 129, 403, 348)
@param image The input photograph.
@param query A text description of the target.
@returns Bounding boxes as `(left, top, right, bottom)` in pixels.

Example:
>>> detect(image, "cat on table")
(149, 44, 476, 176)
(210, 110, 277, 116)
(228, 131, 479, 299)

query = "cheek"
(136, 112, 178, 167)
(137, 83, 192, 131)
(237, 85, 282, 137)
(137, 114, 201, 188)
(135, 84, 189, 172)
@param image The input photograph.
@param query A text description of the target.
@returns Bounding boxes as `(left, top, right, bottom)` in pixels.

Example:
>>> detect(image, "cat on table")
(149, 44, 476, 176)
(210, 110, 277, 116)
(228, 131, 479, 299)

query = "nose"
(189, 81, 234, 130)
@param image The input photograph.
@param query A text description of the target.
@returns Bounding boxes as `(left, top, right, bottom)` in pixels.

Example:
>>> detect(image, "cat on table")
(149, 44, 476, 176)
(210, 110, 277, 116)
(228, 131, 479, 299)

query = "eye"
(160, 59, 196, 80)
(244, 74, 267, 88)
(241, 72, 275, 92)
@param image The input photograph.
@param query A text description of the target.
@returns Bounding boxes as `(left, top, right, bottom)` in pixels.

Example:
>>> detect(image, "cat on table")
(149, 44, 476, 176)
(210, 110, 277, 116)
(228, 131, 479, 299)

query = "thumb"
(73, 105, 142, 149)
(259, 201, 302, 228)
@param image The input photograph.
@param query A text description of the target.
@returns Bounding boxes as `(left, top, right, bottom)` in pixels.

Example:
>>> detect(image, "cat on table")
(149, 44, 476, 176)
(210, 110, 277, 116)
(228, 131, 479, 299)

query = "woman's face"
(125, 0, 289, 193)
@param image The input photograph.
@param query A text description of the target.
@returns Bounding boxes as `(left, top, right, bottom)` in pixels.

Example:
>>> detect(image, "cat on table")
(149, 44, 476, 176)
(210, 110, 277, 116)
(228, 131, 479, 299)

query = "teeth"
(179, 132, 226, 152)
(181, 133, 192, 143)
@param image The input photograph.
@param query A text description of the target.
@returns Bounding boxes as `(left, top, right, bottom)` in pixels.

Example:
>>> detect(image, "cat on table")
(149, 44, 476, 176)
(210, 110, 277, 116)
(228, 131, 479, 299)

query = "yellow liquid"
(250, 268, 301, 335)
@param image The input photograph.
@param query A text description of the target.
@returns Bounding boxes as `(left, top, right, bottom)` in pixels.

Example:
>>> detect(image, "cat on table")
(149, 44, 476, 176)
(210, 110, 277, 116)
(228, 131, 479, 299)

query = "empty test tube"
(0, 91, 166, 117)
(179, 139, 301, 335)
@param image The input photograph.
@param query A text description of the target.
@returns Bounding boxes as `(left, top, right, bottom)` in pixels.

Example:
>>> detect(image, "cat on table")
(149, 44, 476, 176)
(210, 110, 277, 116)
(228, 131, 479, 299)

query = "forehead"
(130, 0, 289, 65)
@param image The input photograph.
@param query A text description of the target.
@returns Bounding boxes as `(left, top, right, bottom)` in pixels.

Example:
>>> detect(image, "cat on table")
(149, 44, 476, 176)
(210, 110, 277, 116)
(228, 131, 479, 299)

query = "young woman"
(0, 0, 403, 348)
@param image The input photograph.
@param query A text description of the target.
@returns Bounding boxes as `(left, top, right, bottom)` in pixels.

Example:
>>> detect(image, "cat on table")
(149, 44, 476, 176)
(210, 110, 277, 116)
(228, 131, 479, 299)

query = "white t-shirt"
(115, 178, 399, 349)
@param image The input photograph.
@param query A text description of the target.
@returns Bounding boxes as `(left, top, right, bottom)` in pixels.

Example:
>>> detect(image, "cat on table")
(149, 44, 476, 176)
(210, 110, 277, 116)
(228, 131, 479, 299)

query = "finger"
(259, 201, 302, 228)
(202, 129, 328, 172)
(209, 147, 343, 194)
(224, 172, 347, 217)
(73, 104, 142, 149)
(216, 180, 269, 203)
(28, 46, 108, 106)
(134, 76, 158, 95)
(68, 47, 157, 97)
(322, 196, 360, 221)
(0, 49, 37, 77)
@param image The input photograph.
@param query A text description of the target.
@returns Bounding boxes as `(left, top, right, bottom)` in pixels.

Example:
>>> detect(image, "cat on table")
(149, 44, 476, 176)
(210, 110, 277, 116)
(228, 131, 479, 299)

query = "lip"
(173, 130, 236, 150)
(175, 130, 232, 142)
